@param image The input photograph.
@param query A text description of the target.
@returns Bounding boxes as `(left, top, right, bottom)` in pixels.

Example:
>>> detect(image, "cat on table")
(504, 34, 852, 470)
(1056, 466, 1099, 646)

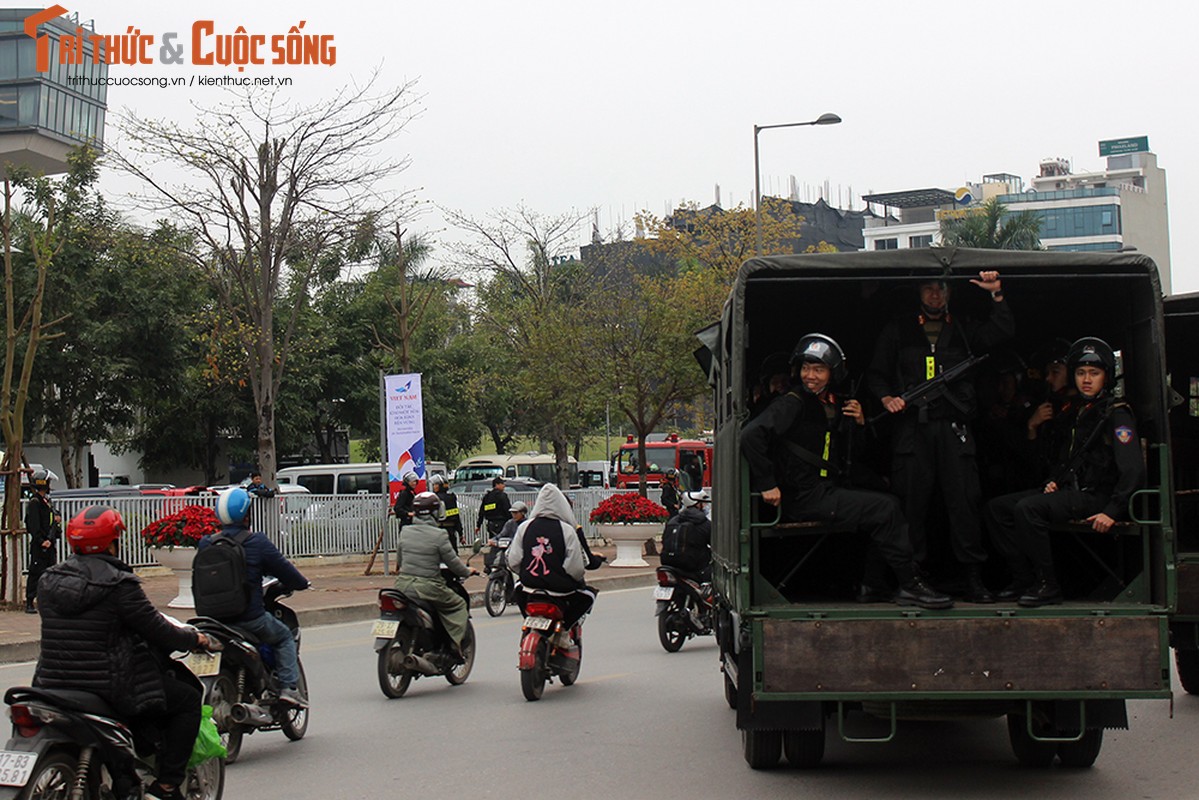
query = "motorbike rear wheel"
(280, 661, 309, 741)
(658, 603, 687, 653)
(184, 753, 226, 800)
(207, 672, 244, 764)
(377, 624, 417, 698)
(484, 573, 508, 617)
(520, 639, 549, 701)
(18, 752, 76, 800)
(445, 622, 476, 685)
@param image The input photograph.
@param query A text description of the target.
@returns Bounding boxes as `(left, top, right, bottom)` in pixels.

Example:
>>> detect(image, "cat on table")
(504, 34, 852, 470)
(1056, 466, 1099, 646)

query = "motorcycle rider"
(661, 489, 713, 582)
(197, 487, 310, 707)
(394, 491, 478, 659)
(430, 473, 464, 548)
(506, 483, 596, 628)
(393, 471, 420, 529)
(24, 469, 60, 614)
(35, 506, 210, 800)
(486, 500, 528, 573)
(474, 476, 512, 545)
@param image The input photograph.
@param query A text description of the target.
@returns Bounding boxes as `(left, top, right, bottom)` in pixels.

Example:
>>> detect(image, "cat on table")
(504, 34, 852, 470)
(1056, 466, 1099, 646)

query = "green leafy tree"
(939, 198, 1042, 250)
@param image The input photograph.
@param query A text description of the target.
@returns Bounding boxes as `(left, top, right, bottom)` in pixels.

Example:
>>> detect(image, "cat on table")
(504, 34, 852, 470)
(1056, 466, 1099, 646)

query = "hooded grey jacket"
(506, 484, 586, 593)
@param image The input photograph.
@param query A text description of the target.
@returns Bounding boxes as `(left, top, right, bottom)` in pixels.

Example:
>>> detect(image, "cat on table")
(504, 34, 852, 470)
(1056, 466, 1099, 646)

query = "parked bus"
(702, 248, 1175, 769)
(613, 434, 712, 490)
(454, 453, 577, 486)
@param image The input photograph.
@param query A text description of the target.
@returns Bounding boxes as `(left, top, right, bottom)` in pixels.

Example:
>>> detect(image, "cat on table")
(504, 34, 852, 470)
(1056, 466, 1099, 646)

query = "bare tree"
(115, 75, 418, 483)
(369, 224, 443, 373)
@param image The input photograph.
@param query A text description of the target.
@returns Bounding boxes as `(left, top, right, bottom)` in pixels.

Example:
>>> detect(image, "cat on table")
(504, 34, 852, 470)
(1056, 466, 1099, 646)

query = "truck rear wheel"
(1057, 729, 1103, 768)
(1175, 649, 1199, 695)
(1007, 714, 1057, 768)
(783, 726, 825, 768)
(742, 729, 782, 769)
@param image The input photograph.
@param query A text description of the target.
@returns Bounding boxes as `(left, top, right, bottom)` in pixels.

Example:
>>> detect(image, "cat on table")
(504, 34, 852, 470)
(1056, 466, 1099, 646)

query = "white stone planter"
(595, 522, 661, 568)
(151, 547, 197, 609)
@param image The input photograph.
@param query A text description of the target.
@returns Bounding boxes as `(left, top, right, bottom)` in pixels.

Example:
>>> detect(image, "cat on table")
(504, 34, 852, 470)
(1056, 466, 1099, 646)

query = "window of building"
(874, 238, 898, 250)
(0, 86, 17, 127)
(909, 235, 933, 248)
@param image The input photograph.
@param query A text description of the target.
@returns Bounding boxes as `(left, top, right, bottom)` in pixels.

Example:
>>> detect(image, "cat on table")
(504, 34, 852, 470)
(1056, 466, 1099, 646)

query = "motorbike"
(0, 672, 225, 799)
(189, 579, 308, 764)
(654, 565, 713, 652)
(374, 569, 477, 698)
(484, 537, 519, 617)
(518, 593, 584, 701)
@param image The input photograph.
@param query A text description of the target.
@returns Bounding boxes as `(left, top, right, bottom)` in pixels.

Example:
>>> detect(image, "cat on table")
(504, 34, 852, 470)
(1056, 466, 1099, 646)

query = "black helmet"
(412, 491, 444, 520)
(664, 468, 677, 479)
(31, 469, 50, 492)
(757, 351, 791, 384)
(1067, 337, 1115, 377)
(1031, 337, 1071, 372)
(791, 333, 848, 384)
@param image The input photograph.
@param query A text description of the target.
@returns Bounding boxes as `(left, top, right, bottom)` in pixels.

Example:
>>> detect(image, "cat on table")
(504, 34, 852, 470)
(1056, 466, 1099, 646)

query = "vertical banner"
(384, 373, 426, 503)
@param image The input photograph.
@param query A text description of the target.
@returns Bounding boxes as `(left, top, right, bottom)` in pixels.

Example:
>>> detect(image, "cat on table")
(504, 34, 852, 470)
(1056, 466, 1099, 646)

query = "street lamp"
(754, 112, 841, 255)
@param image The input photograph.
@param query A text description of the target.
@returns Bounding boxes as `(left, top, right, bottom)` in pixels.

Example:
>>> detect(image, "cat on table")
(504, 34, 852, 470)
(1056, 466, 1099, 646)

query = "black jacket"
(393, 487, 416, 528)
(24, 493, 57, 565)
(741, 389, 850, 496)
(35, 554, 201, 717)
(198, 525, 309, 622)
(1051, 398, 1145, 519)
(436, 488, 463, 538)
(867, 299, 1014, 422)
(477, 488, 512, 534)
(660, 481, 681, 517)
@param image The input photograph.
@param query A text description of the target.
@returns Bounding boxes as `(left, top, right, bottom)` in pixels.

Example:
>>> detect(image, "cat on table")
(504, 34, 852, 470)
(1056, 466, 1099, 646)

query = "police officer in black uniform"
(24, 469, 60, 614)
(741, 333, 952, 609)
(866, 271, 1013, 602)
(660, 469, 682, 520)
(430, 473, 463, 548)
(474, 476, 512, 548)
(984, 337, 1145, 606)
(392, 471, 419, 530)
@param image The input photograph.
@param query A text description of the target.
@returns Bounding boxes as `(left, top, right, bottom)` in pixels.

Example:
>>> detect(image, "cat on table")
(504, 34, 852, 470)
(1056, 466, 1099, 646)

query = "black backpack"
(193, 529, 253, 619)
(661, 518, 706, 572)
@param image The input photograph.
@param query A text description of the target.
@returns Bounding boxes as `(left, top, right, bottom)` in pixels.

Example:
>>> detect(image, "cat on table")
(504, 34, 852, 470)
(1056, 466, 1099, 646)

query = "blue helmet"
(217, 487, 253, 526)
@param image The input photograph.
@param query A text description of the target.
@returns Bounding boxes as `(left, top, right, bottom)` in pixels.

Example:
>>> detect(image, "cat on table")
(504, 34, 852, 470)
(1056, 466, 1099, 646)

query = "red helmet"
(67, 506, 126, 554)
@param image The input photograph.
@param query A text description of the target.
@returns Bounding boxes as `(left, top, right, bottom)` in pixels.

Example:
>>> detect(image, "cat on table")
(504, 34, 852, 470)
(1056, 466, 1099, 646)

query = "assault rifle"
(868, 353, 989, 425)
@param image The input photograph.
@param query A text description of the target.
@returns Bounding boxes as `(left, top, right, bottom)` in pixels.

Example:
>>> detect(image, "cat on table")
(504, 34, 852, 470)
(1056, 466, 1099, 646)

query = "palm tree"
(939, 198, 1042, 250)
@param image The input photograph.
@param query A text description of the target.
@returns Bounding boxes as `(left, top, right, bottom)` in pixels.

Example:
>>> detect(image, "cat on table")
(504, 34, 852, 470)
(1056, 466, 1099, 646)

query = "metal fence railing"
(23, 487, 668, 569)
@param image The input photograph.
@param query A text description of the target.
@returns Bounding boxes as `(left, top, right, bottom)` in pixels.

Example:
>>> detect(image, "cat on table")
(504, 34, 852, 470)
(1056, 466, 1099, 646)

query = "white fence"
(28, 488, 667, 569)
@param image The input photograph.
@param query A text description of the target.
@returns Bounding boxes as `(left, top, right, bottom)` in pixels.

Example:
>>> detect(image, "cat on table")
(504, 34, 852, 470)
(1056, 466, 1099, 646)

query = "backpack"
(193, 529, 253, 619)
(661, 518, 706, 573)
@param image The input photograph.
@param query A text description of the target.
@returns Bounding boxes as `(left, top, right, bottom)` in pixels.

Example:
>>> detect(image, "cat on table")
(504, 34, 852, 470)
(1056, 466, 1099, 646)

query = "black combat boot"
(962, 564, 995, 604)
(895, 577, 954, 610)
(1017, 576, 1063, 608)
(996, 562, 1036, 602)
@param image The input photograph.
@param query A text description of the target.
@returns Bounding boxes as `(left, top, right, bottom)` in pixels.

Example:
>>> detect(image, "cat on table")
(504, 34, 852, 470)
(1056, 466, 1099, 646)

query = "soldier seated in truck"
(740, 333, 952, 610)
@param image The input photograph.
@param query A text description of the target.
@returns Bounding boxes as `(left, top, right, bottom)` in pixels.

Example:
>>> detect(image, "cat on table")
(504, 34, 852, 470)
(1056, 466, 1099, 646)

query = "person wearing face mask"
(866, 271, 1014, 603)
(983, 337, 1145, 607)
(740, 333, 951, 609)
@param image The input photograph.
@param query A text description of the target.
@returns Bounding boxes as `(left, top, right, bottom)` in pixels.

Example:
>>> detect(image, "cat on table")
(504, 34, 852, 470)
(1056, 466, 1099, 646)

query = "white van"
(276, 463, 385, 496)
(454, 453, 578, 485)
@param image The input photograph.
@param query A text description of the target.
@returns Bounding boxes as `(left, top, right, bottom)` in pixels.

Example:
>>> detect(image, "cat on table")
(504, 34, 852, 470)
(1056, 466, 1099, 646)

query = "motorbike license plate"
(0, 750, 36, 787)
(183, 651, 221, 677)
(371, 619, 399, 639)
(653, 586, 674, 601)
(523, 616, 553, 630)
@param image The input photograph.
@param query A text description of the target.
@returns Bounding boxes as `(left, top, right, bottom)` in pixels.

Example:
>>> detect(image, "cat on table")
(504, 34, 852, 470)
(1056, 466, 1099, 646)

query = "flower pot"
(595, 522, 661, 568)
(151, 547, 197, 609)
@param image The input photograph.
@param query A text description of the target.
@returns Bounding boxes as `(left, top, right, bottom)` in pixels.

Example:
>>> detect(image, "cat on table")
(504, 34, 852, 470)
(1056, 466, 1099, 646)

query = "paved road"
(1, 587, 1196, 799)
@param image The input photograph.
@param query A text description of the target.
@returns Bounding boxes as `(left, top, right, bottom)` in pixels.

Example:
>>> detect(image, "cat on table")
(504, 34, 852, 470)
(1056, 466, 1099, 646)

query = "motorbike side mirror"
(471, 539, 484, 554)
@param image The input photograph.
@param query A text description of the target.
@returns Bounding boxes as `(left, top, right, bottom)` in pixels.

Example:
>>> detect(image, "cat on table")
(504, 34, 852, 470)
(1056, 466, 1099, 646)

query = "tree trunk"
(552, 437, 570, 489)
(204, 414, 218, 485)
(1, 451, 24, 603)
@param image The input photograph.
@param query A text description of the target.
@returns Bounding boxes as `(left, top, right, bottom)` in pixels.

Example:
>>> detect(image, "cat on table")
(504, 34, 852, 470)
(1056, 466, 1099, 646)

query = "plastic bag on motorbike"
(188, 704, 227, 768)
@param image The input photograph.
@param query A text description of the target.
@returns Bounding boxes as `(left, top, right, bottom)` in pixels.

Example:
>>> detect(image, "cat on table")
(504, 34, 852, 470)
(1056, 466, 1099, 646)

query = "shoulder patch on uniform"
(1114, 425, 1134, 444)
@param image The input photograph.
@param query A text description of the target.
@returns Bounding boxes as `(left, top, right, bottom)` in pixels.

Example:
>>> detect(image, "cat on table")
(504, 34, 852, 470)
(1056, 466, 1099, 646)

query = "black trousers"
(984, 488, 1105, 578)
(26, 554, 54, 604)
(891, 418, 987, 565)
(133, 671, 202, 787)
(784, 482, 916, 585)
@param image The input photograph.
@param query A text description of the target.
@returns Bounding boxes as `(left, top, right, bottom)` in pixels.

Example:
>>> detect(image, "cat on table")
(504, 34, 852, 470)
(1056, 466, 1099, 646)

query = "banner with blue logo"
(384, 373, 425, 502)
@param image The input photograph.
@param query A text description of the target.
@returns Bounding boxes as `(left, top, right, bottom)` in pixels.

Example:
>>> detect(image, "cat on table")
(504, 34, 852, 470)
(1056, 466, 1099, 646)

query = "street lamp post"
(753, 112, 842, 255)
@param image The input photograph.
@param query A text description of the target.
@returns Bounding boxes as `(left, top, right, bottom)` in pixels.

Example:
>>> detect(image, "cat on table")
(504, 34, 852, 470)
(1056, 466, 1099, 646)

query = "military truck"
(703, 248, 1174, 769)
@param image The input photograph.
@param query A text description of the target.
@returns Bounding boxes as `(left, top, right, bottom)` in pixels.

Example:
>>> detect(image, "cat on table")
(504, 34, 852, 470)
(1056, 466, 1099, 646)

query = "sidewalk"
(0, 546, 660, 664)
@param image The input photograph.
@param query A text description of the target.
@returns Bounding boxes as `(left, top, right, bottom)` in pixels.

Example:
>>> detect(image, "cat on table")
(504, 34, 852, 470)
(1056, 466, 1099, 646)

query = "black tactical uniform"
(741, 387, 950, 608)
(24, 490, 58, 611)
(435, 487, 464, 548)
(660, 477, 681, 520)
(476, 484, 512, 538)
(393, 485, 416, 529)
(985, 396, 1145, 604)
(866, 292, 1014, 585)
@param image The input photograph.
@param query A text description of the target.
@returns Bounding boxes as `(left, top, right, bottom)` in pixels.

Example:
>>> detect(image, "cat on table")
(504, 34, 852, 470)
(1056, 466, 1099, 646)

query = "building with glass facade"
(0, 9, 107, 176)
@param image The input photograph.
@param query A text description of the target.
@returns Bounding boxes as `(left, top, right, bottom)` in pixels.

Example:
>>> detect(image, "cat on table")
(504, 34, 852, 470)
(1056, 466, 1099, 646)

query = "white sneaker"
(279, 687, 308, 708)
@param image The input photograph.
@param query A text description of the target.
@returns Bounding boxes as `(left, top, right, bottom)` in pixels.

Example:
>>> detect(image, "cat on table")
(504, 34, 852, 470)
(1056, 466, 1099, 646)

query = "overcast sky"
(35, 0, 1199, 291)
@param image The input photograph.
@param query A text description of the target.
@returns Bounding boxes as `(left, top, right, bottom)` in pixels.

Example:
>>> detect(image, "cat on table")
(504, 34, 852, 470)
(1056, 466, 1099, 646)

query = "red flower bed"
(589, 493, 669, 524)
(140, 505, 221, 549)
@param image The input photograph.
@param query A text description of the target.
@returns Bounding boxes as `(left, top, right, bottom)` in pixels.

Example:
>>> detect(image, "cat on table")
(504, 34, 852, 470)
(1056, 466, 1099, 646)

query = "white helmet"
(682, 490, 710, 508)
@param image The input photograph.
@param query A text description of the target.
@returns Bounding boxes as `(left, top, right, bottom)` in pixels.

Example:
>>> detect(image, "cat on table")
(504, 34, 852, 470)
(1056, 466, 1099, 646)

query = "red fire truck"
(613, 434, 712, 490)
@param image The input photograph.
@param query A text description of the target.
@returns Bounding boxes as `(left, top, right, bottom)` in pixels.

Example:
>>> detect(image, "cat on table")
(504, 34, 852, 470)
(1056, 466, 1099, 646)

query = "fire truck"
(613, 433, 712, 490)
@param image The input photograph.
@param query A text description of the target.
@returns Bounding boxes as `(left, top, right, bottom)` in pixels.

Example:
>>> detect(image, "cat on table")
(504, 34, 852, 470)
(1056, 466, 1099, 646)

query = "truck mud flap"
(760, 616, 1164, 694)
